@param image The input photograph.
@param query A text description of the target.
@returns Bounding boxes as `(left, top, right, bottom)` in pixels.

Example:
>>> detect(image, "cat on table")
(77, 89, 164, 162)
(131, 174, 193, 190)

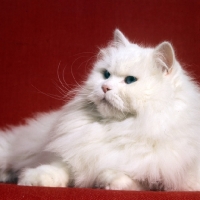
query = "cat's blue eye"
(125, 76, 137, 84)
(103, 70, 110, 79)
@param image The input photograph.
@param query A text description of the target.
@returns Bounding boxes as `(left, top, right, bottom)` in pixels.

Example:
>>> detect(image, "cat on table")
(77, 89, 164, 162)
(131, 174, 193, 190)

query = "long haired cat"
(1, 29, 200, 191)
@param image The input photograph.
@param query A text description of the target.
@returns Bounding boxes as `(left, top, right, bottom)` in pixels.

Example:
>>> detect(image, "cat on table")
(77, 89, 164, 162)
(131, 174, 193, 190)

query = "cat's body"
(1, 30, 200, 191)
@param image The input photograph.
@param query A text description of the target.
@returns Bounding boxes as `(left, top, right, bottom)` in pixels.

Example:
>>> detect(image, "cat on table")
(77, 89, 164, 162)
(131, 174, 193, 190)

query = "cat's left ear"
(154, 42, 175, 75)
(113, 29, 130, 46)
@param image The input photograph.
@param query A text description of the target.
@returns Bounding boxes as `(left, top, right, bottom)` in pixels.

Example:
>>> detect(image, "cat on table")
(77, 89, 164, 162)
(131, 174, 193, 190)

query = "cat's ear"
(113, 29, 130, 46)
(154, 42, 175, 74)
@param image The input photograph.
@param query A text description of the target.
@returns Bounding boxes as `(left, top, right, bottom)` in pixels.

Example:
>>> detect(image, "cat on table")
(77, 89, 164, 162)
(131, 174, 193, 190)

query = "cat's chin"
(96, 98, 128, 120)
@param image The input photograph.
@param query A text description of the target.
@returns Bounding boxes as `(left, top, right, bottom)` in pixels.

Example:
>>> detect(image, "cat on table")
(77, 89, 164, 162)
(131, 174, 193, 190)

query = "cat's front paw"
(96, 169, 143, 191)
(18, 164, 69, 187)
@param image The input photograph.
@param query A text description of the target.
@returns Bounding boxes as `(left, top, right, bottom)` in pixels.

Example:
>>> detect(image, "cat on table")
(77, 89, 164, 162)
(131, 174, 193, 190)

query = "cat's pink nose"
(102, 85, 111, 93)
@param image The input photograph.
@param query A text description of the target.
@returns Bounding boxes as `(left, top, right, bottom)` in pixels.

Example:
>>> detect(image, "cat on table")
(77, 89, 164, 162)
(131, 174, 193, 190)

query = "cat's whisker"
(57, 65, 66, 91)
(55, 60, 94, 100)
(31, 84, 66, 102)
(52, 79, 68, 92)
(69, 54, 97, 92)
(53, 82, 69, 96)
(56, 63, 72, 92)
(82, 55, 97, 75)
(70, 57, 88, 89)
(60, 64, 75, 92)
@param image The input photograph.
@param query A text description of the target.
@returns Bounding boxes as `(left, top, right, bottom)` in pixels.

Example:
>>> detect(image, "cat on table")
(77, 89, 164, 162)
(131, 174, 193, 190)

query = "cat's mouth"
(98, 97, 129, 120)
(101, 97, 112, 106)
(101, 98, 108, 106)
(101, 96, 122, 112)
(98, 97, 115, 110)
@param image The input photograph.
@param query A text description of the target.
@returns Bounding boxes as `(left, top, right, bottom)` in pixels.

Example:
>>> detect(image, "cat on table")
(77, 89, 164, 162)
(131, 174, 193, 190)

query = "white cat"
(1, 29, 200, 191)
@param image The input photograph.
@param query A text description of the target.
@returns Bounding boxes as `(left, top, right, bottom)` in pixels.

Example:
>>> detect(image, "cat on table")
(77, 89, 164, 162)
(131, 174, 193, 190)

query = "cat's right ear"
(154, 42, 175, 75)
(113, 29, 130, 46)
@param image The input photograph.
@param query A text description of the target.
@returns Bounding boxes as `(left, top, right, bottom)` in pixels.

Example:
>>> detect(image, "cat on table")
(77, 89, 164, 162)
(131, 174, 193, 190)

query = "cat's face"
(85, 30, 175, 120)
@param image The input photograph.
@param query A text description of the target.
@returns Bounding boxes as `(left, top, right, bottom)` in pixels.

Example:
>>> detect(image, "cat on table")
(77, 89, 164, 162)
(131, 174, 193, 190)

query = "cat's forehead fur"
(96, 43, 155, 78)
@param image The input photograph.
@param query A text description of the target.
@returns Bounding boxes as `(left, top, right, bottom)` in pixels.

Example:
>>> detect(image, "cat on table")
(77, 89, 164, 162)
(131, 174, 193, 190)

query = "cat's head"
(85, 29, 179, 120)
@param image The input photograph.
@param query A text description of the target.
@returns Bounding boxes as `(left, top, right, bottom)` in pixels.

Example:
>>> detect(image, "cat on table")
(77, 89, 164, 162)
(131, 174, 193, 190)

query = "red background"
(0, 1, 200, 199)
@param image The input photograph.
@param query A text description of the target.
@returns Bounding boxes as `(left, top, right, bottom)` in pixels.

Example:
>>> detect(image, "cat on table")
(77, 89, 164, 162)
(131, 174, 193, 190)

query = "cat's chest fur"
(50, 110, 194, 189)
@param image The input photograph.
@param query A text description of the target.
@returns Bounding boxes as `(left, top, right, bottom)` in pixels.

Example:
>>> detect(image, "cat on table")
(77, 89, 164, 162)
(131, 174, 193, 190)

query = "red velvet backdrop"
(0, 0, 199, 127)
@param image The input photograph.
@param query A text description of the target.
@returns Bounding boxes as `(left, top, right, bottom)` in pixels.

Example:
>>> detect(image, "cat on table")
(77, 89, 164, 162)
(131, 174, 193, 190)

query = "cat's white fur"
(1, 29, 200, 191)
